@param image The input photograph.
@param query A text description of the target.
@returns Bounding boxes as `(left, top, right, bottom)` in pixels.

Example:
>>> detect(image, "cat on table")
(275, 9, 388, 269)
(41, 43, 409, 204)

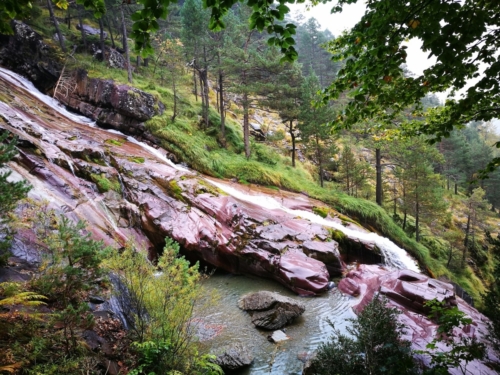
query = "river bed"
(196, 272, 357, 374)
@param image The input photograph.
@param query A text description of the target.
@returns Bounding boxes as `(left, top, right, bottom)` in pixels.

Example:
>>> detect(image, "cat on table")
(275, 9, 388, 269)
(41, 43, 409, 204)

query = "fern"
(0, 282, 47, 315)
(0, 362, 22, 373)
(0, 292, 48, 307)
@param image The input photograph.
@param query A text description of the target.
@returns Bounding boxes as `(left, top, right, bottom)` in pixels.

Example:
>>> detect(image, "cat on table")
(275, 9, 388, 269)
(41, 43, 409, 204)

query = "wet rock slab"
(339, 265, 499, 375)
(238, 291, 305, 330)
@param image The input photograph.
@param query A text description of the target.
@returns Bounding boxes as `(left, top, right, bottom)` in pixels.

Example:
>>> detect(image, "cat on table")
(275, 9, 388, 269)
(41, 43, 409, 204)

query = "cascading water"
(0, 66, 96, 126)
(208, 180, 420, 272)
(0, 65, 422, 374)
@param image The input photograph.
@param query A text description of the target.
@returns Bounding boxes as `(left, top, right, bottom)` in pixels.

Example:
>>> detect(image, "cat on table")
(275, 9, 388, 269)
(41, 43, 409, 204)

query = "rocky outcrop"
(77, 24, 107, 38)
(214, 343, 254, 371)
(0, 21, 61, 92)
(238, 291, 305, 329)
(55, 69, 164, 140)
(339, 265, 499, 374)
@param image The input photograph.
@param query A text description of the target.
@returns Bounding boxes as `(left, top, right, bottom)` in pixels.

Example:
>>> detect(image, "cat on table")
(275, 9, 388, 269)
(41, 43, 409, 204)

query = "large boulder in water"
(238, 291, 305, 330)
(214, 343, 253, 371)
(339, 265, 499, 374)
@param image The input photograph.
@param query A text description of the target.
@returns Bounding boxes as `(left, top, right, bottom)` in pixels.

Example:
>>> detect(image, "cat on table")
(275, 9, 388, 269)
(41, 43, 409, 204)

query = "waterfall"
(0, 66, 419, 273)
(206, 181, 420, 272)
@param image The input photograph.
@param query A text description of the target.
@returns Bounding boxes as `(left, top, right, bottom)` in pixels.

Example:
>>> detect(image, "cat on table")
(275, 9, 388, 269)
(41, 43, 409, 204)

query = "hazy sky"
(289, 2, 435, 76)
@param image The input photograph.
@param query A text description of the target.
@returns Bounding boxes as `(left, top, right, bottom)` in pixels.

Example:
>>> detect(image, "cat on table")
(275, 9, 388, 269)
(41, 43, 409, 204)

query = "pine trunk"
(171, 79, 177, 122)
(202, 46, 209, 128)
(47, 0, 66, 52)
(464, 213, 471, 248)
(289, 120, 296, 167)
(243, 92, 250, 159)
(317, 135, 324, 187)
(193, 68, 198, 101)
(77, 6, 87, 51)
(98, 18, 105, 61)
(120, 6, 132, 83)
(415, 199, 420, 242)
(376, 148, 382, 206)
(105, 15, 115, 48)
(219, 68, 226, 146)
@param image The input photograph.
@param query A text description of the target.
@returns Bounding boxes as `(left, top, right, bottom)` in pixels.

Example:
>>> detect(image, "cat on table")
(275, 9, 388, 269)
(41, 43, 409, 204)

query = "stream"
(196, 272, 356, 374)
(0, 65, 422, 374)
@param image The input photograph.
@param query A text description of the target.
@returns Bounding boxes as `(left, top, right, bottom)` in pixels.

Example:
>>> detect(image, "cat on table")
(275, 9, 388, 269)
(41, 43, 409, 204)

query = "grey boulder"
(214, 343, 253, 371)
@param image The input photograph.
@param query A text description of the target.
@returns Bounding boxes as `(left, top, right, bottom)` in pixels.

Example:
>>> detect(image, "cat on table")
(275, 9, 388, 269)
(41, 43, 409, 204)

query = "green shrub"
(310, 297, 417, 375)
(106, 238, 221, 374)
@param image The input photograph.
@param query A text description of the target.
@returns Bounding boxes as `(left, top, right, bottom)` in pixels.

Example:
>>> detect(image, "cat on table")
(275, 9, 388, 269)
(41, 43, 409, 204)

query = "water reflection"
(196, 272, 357, 374)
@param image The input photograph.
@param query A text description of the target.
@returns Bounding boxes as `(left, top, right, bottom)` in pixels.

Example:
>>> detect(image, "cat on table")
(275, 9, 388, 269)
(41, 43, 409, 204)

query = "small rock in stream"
(268, 330, 289, 343)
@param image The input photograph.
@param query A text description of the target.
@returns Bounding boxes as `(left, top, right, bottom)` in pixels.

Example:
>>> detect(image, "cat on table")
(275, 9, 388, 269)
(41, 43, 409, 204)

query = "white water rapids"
(0, 65, 419, 273)
(209, 180, 420, 272)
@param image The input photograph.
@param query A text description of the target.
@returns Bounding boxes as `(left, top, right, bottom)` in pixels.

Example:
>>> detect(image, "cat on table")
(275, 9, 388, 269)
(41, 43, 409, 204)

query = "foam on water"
(0, 66, 96, 126)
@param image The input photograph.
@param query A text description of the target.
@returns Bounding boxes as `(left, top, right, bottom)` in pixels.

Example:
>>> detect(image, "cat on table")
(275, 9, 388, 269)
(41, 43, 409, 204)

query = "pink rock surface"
(0, 73, 342, 295)
(340, 265, 499, 374)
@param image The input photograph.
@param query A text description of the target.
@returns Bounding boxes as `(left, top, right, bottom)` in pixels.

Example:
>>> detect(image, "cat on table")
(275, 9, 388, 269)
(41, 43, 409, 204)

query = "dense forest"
(1, 0, 500, 374)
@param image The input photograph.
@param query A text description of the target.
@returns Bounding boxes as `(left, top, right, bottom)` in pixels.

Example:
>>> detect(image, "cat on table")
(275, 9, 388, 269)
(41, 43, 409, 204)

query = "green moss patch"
(90, 173, 121, 193)
(127, 156, 145, 164)
(105, 139, 125, 146)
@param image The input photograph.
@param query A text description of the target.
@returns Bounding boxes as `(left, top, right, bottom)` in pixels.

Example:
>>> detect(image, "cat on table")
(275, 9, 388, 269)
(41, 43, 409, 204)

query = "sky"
(289, 2, 435, 77)
(288, 1, 500, 134)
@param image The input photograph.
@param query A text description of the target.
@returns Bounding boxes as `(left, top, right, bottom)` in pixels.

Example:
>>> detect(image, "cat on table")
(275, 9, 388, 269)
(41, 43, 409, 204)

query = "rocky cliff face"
(55, 69, 165, 143)
(0, 22, 163, 145)
(0, 21, 61, 92)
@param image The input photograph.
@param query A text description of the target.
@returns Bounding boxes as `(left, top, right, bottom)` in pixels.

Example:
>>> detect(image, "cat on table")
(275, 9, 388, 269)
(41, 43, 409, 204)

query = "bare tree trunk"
(289, 120, 296, 167)
(415, 198, 420, 242)
(464, 213, 471, 249)
(218, 67, 226, 147)
(136, 55, 140, 71)
(144, 58, 149, 67)
(316, 135, 324, 187)
(120, 5, 132, 83)
(171, 79, 177, 122)
(201, 46, 209, 128)
(243, 92, 250, 160)
(47, 0, 66, 52)
(198, 70, 206, 128)
(376, 148, 382, 206)
(203, 72, 209, 128)
(105, 15, 115, 48)
(193, 68, 198, 101)
(98, 18, 106, 61)
(77, 6, 87, 51)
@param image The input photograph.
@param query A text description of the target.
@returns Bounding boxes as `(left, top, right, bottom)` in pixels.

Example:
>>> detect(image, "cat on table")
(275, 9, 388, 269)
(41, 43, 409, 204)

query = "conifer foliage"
(310, 297, 417, 375)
